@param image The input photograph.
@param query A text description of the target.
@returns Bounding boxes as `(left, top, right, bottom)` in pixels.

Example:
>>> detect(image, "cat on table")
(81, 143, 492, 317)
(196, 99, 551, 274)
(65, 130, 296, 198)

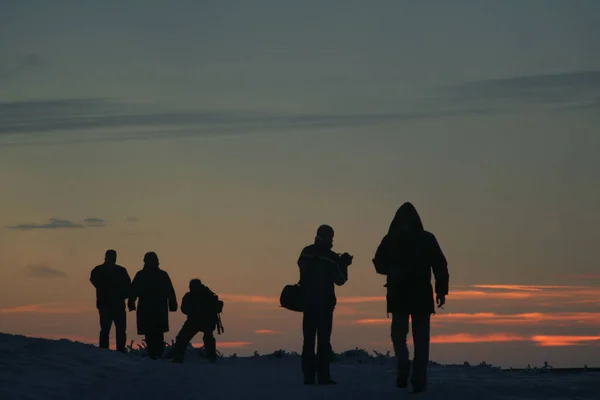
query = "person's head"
(389, 202, 424, 236)
(189, 279, 202, 292)
(315, 224, 334, 249)
(105, 249, 117, 265)
(143, 251, 159, 268)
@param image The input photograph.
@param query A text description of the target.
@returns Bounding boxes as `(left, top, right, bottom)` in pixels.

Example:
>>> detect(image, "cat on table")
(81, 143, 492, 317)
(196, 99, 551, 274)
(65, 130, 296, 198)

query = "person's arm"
(429, 233, 449, 307)
(165, 273, 178, 312)
(180, 293, 190, 316)
(297, 247, 313, 285)
(372, 236, 390, 276)
(333, 253, 351, 286)
(90, 267, 98, 288)
(122, 268, 132, 301)
(128, 273, 139, 311)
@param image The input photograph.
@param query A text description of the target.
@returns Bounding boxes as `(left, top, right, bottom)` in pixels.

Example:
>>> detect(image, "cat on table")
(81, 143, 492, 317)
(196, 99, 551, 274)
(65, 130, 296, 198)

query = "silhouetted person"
(298, 225, 353, 385)
(171, 279, 222, 363)
(373, 202, 449, 393)
(90, 249, 131, 353)
(128, 252, 177, 360)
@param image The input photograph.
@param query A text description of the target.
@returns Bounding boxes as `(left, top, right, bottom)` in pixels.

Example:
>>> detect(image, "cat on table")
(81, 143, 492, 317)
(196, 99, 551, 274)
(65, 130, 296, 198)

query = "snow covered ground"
(1, 333, 599, 400)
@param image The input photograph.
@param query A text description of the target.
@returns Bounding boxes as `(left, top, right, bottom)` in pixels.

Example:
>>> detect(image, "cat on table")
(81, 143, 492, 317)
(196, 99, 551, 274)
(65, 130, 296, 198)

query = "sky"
(1, 0, 600, 368)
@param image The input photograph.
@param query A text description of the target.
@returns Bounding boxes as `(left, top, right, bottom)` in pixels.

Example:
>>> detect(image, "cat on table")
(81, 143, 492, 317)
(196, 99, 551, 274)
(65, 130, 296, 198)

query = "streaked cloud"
(0, 97, 488, 147)
(445, 70, 600, 111)
(192, 341, 253, 349)
(25, 264, 67, 278)
(356, 312, 600, 327)
(83, 218, 107, 227)
(0, 303, 91, 314)
(0, 54, 44, 83)
(430, 333, 528, 344)
(531, 335, 600, 347)
(254, 329, 279, 335)
(6, 217, 107, 231)
(220, 294, 278, 304)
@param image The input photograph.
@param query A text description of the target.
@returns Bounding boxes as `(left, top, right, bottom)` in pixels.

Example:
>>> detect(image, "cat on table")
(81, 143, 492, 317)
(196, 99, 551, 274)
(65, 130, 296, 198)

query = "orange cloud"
(219, 294, 277, 304)
(255, 329, 279, 335)
(0, 303, 91, 314)
(355, 312, 600, 327)
(337, 296, 385, 304)
(470, 284, 585, 292)
(430, 333, 528, 344)
(531, 335, 600, 347)
(211, 341, 253, 349)
(562, 274, 600, 280)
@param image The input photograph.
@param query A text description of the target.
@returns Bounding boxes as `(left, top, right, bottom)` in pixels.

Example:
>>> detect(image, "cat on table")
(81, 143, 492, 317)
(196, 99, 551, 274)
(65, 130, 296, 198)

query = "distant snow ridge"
(1, 333, 600, 400)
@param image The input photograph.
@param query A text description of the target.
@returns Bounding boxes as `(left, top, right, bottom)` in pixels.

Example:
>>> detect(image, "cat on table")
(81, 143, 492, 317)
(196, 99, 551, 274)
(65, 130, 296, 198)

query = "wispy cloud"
(191, 341, 253, 349)
(0, 54, 44, 83)
(6, 217, 107, 231)
(220, 294, 278, 304)
(444, 70, 600, 111)
(25, 264, 67, 278)
(531, 335, 600, 347)
(562, 274, 600, 280)
(0, 97, 488, 147)
(0, 302, 90, 314)
(430, 333, 528, 344)
(355, 312, 600, 327)
(83, 218, 107, 227)
(254, 329, 280, 335)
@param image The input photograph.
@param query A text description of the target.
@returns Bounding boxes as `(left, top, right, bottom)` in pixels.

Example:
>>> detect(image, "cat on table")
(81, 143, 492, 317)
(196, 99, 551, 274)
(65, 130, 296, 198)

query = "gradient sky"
(1, 0, 600, 368)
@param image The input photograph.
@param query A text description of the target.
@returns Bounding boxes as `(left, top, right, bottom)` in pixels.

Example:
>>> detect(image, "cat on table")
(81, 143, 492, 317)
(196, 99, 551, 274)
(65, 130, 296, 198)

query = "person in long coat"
(373, 202, 449, 393)
(128, 251, 177, 360)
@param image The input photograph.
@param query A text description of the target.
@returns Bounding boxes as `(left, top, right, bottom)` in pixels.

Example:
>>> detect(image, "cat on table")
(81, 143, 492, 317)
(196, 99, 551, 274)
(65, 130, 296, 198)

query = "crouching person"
(172, 279, 223, 363)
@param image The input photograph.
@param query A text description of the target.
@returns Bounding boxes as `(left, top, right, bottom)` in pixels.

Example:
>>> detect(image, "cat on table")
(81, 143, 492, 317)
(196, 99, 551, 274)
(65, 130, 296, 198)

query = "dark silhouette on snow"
(171, 279, 223, 363)
(297, 224, 353, 385)
(128, 252, 177, 360)
(90, 249, 131, 353)
(373, 202, 449, 393)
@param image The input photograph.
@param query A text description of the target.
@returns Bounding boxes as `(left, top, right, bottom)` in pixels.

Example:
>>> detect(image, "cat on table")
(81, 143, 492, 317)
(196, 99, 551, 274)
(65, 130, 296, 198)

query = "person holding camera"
(297, 224, 353, 385)
(373, 202, 449, 393)
(171, 279, 223, 363)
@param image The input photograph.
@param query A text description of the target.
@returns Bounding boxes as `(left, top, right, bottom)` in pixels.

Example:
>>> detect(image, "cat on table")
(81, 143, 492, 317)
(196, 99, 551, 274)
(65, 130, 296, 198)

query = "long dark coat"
(129, 265, 177, 335)
(373, 202, 449, 315)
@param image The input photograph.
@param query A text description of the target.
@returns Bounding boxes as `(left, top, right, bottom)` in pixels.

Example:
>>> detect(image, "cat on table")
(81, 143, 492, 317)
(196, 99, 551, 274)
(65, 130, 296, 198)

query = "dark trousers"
(391, 313, 431, 387)
(172, 320, 217, 363)
(144, 331, 165, 360)
(99, 307, 126, 353)
(302, 307, 334, 381)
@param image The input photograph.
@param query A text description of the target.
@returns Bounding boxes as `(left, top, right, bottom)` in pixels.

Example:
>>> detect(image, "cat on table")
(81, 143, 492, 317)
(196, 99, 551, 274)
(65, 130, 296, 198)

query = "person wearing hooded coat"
(373, 202, 449, 393)
(128, 252, 178, 360)
(297, 224, 353, 385)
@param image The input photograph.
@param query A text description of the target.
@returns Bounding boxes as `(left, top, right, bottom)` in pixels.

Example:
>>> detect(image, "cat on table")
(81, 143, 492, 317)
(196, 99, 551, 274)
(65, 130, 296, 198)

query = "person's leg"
(172, 320, 199, 363)
(113, 308, 127, 353)
(316, 307, 334, 384)
(98, 309, 112, 349)
(410, 313, 431, 392)
(145, 331, 164, 360)
(301, 310, 318, 384)
(203, 331, 217, 363)
(157, 332, 165, 359)
(391, 312, 410, 388)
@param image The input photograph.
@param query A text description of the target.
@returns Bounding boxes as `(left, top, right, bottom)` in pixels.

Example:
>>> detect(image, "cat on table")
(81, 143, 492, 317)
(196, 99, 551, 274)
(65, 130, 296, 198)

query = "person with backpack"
(373, 202, 449, 393)
(90, 249, 131, 353)
(297, 224, 353, 385)
(171, 279, 223, 363)
(128, 252, 178, 360)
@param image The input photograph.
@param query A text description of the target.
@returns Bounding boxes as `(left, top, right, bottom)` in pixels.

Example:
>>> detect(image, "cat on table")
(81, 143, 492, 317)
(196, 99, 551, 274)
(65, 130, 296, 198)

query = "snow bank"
(0, 333, 598, 400)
